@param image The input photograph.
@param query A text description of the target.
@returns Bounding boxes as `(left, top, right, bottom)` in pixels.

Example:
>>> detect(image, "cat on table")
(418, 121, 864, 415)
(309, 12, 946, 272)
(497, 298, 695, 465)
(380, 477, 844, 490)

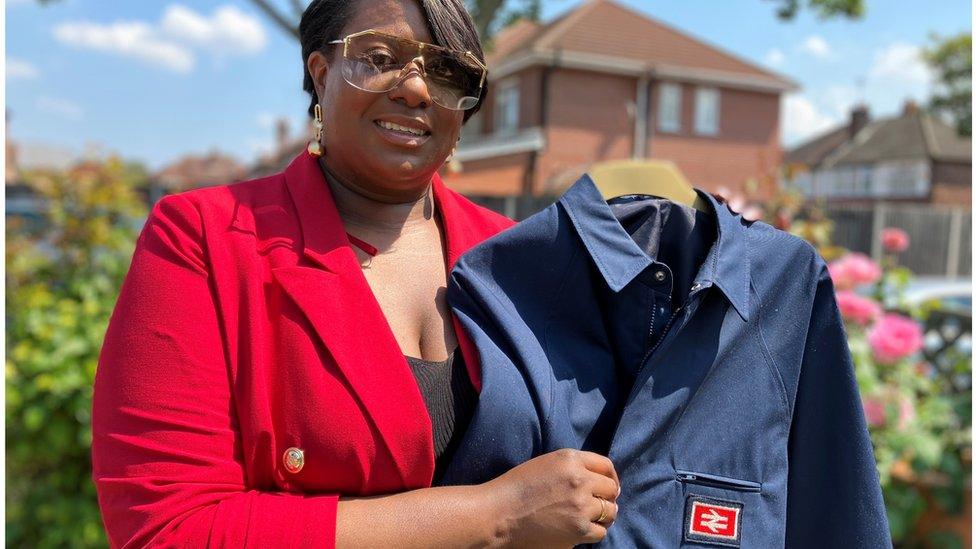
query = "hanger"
(588, 159, 711, 213)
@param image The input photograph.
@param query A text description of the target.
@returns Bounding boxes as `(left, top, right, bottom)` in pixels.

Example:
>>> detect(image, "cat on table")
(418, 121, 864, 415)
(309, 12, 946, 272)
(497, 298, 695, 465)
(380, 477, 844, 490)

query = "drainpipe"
(633, 71, 650, 159)
(646, 68, 657, 158)
(522, 48, 558, 204)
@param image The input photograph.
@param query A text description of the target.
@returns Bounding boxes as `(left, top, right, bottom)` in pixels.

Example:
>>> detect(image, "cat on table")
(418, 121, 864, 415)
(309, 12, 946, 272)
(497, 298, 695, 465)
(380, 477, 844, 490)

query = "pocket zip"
(675, 469, 761, 492)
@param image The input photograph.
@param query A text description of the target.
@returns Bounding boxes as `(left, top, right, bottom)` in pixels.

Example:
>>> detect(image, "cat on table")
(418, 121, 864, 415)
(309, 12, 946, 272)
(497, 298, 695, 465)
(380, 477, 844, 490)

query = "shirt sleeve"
(91, 194, 339, 549)
(784, 264, 892, 548)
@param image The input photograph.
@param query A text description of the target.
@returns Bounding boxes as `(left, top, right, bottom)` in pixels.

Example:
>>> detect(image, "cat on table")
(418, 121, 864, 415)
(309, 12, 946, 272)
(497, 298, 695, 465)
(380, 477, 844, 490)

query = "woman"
(92, 0, 622, 547)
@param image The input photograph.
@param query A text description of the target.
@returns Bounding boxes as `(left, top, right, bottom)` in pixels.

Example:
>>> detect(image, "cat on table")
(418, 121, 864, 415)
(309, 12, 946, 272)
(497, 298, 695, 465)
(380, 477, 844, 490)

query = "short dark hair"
(299, 0, 487, 123)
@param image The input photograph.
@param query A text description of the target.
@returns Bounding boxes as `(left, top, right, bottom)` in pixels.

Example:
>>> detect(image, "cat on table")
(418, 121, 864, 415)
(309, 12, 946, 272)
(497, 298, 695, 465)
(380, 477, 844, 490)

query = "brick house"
(443, 0, 797, 203)
(151, 150, 247, 203)
(785, 101, 972, 208)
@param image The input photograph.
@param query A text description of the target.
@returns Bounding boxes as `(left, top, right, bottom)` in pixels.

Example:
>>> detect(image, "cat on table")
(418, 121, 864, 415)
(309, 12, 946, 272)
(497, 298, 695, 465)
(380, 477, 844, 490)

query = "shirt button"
(282, 447, 305, 473)
(654, 270, 667, 282)
(691, 282, 702, 291)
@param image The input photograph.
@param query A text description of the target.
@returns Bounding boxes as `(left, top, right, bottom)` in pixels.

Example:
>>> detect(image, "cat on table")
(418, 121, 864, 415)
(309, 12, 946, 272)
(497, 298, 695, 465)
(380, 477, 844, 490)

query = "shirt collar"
(558, 173, 751, 322)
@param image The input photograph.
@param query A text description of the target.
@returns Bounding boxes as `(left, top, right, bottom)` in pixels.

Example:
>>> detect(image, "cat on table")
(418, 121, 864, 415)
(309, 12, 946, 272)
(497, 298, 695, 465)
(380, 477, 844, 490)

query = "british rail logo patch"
(683, 495, 743, 547)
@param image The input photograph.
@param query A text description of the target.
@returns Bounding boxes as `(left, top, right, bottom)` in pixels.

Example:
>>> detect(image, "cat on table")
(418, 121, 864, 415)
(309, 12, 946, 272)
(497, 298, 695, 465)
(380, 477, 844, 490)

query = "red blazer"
(91, 150, 515, 548)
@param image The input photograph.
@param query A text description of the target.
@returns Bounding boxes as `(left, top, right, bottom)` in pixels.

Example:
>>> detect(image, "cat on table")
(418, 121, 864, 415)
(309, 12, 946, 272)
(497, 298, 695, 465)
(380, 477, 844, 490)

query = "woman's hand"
(483, 449, 620, 548)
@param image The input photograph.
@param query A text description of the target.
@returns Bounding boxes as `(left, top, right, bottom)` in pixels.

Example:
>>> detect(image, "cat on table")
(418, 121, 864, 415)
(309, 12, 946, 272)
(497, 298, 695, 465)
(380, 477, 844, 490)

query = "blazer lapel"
(270, 151, 435, 488)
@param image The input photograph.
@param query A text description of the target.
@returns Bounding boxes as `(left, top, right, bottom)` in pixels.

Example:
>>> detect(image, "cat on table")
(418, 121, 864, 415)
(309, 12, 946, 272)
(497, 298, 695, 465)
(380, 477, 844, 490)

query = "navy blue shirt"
(440, 174, 891, 548)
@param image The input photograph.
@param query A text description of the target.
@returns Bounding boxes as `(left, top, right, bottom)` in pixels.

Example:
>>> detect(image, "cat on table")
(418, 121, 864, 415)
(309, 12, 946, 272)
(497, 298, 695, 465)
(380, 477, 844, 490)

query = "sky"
(4, 0, 972, 171)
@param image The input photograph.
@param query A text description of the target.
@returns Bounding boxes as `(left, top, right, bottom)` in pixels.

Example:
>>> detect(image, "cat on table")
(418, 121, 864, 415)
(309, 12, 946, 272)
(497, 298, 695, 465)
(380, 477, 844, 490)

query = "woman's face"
(307, 0, 466, 201)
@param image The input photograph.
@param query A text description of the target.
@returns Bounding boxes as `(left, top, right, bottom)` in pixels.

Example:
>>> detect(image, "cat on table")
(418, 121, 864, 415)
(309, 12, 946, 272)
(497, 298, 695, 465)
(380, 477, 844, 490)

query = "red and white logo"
(684, 496, 742, 547)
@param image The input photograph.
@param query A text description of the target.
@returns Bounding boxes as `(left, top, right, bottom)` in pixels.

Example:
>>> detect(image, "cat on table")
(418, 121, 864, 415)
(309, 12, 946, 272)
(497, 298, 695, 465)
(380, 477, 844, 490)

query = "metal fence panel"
(825, 203, 970, 278)
(883, 207, 953, 276)
(824, 206, 875, 258)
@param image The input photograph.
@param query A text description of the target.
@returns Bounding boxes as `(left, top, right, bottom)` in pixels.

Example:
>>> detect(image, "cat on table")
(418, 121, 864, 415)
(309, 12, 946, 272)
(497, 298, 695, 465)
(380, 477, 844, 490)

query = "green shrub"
(6, 158, 147, 548)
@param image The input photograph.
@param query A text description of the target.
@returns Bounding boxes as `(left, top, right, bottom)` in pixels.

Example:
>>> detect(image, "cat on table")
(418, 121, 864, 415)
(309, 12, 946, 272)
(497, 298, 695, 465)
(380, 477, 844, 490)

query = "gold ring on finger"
(596, 496, 609, 524)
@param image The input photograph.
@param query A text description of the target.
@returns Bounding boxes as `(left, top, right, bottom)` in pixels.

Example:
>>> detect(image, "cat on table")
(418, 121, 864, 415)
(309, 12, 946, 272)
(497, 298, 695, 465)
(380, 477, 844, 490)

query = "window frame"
(657, 82, 682, 133)
(493, 77, 521, 136)
(693, 86, 721, 136)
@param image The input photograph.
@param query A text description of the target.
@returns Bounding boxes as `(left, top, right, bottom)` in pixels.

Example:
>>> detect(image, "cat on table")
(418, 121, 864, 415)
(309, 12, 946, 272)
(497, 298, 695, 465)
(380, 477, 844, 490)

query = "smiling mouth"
(374, 120, 431, 137)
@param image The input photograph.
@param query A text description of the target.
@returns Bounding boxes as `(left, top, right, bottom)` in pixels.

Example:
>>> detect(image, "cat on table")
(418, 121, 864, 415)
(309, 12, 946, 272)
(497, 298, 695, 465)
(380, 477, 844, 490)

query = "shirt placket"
(637, 262, 677, 362)
(629, 274, 713, 401)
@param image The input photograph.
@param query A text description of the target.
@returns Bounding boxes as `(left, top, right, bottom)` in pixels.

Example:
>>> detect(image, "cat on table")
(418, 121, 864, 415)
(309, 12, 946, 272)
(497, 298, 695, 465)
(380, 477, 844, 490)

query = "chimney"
(849, 104, 869, 139)
(902, 99, 919, 116)
(275, 118, 290, 153)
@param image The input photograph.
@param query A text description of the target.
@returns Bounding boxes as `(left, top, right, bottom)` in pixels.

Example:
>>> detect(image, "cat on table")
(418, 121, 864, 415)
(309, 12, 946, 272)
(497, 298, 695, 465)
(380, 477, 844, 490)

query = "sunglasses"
(327, 29, 487, 111)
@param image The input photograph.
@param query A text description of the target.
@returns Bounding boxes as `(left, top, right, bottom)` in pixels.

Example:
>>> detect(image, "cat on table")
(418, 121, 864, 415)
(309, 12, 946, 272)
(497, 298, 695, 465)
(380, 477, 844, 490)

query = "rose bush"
(868, 313, 926, 365)
(822, 228, 970, 545)
(837, 290, 883, 326)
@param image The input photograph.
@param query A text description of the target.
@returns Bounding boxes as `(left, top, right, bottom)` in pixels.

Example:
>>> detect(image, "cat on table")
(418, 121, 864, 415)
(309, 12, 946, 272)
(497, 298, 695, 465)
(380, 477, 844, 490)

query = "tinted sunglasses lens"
(424, 53, 482, 110)
(342, 34, 483, 110)
(342, 35, 404, 91)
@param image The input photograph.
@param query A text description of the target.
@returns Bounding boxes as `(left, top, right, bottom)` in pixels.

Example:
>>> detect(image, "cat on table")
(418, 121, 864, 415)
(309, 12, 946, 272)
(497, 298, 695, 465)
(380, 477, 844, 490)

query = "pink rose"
(828, 253, 882, 290)
(868, 313, 924, 364)
(896, 395, 916, 429)
(862, 392, 916, 430)
(881, 228, 910, 253)
(773, 210, 792, 231)
(835, 291, 882, 325)
(862, 396, 887, 427)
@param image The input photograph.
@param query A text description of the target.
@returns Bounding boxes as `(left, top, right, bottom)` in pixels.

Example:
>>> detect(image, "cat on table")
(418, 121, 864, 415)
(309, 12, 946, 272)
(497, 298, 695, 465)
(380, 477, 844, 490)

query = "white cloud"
(800, 35, 831, 59)
(869, 42, 934, 87)
(823, 84, 860, 118)
(52, 4, 266, 73)
(161, 5, 266, 56)
(54, 20, 195, 73)
(782, 93, 838, 145)
(764, 48, 786, 67)
(7, 58, 40, 79)
(35, 96, 85, 119)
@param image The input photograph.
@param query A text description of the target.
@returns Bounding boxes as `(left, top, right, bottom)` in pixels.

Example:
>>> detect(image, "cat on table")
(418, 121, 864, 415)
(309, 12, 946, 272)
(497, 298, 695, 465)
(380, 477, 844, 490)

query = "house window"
(854, 164, 872, 196)
(874, 160, 929, 197)
(494, 78, 520, 135)
(694, 87, 720, 135)
(657, 83, 681, 133)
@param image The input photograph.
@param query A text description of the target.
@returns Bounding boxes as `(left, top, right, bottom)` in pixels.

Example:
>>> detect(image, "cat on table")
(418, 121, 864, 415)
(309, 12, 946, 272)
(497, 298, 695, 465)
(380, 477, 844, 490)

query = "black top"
(404, 348, 477, 483)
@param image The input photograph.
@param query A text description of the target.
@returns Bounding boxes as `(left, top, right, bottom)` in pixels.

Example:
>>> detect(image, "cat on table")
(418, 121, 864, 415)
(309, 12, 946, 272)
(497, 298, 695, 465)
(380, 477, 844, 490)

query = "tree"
(6, 159, 148, 548)
(924, 32, 972, 137)
(767, 0, 865, 20)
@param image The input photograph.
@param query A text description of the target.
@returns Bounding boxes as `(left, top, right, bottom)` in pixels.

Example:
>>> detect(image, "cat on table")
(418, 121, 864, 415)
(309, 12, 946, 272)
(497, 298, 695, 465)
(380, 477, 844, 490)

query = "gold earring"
(308, 103, 324, 157)
(447, 142, 462, 174)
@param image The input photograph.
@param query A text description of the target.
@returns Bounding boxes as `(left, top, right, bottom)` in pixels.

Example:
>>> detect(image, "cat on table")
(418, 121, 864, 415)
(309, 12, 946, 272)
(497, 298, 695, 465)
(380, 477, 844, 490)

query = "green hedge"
(6, 159, 147, 548)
